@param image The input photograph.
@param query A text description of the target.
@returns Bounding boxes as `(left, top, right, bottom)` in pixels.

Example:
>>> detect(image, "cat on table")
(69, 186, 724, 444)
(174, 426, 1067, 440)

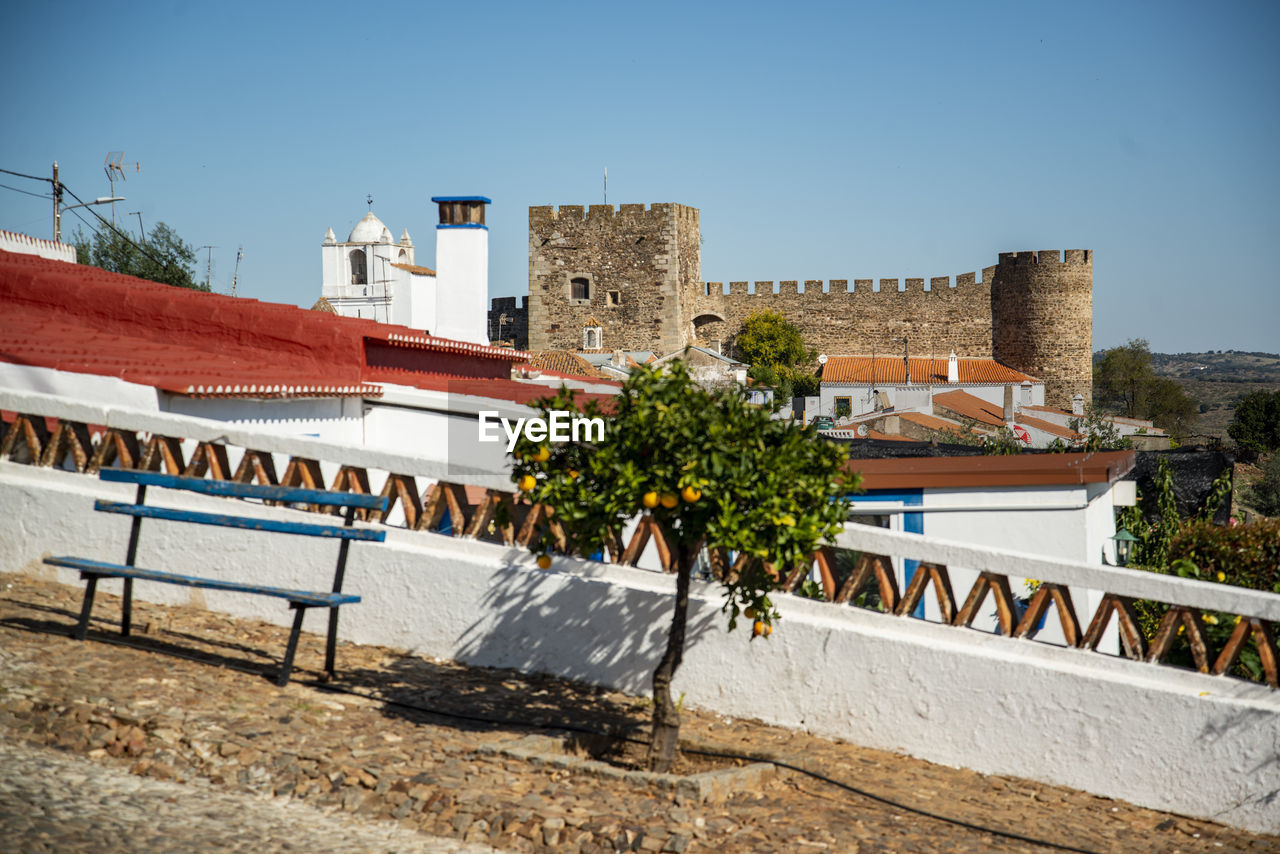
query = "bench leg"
(277, 606, 308, 687)
(121, 578, 134, 637)
(323, 607, 340, 681)
(75, 576, 99, 641)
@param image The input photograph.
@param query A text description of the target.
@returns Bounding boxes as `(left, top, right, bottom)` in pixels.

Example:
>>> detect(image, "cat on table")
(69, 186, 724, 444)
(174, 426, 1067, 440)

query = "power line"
(0, 166, 51, 183)
(0, 181, 52, 200)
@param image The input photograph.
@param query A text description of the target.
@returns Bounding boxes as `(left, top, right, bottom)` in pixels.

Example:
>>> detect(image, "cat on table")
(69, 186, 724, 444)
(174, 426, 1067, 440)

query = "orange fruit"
(765, 624, 773, 637)
(537, 554, 552, 570)
(660, 493, 679, 509)
(642, 491, 660, 509)
(532, 446, 550, 463)
(518, 474, 537, 492)
(744, 606, 757, 619)
(568, 469, 579, 479)
(681, 485, 702, 503)
(752, 620, 766, 637)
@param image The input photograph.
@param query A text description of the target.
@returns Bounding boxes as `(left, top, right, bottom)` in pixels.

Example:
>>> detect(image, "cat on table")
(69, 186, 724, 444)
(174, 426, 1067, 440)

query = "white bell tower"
(319, 211, 416, 323)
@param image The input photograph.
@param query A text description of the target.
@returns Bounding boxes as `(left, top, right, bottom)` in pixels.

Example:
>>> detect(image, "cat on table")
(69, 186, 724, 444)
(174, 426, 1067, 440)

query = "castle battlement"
(998, 249, 1092, 267)
(710, 269, 994, 296)
(529, 203, 698, 226)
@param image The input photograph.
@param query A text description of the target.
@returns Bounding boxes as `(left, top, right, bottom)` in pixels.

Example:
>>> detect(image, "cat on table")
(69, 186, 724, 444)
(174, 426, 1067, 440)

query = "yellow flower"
(1177, 625, 1185, 635)
(1216, 571, 1226, 582)
(1234, 615, 1243, 625)
(1202, 614, 1219, 626)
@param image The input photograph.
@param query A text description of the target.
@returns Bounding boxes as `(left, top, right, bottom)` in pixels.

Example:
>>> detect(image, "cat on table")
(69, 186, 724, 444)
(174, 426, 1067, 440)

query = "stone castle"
(490, 203, 1093, 408)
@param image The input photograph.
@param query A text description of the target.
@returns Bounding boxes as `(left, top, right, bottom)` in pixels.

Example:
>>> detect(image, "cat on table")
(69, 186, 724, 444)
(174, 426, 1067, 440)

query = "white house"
(818, 352, 1045, 420)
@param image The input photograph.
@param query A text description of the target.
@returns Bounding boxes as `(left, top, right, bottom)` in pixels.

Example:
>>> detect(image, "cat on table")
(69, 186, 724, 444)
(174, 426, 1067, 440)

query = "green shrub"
(1169, 518, 1280, 594)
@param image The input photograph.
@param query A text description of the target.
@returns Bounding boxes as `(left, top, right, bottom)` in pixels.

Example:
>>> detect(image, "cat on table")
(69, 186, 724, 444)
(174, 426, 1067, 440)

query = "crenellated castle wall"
(515, 203, 1093, 408)
(703, 269, 998, 363)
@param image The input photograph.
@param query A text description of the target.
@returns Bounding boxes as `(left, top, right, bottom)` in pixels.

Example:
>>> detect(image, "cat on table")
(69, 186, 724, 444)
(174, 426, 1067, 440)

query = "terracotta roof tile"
(525, 350, 610, 379)
(932, 390, 1007, 427)
(1016, 414, 1081, 441)
(390, 262, 436, 276)
(821, 355, 1037, 385)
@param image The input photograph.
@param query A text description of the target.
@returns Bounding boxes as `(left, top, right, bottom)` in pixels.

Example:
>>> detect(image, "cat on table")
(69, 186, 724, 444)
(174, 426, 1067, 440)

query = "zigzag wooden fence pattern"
(3, 409, 1275, 689)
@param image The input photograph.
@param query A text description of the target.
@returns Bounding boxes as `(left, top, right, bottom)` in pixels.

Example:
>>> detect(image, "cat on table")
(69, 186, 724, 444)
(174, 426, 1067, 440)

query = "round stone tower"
(990, 249, 1093, 410)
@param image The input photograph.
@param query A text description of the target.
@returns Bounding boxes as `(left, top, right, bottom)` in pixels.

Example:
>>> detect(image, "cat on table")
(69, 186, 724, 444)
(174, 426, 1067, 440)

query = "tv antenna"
(104, 152, 140, 225)
(366, 194, 373, 211)
(603, 167, 607, 204)
(197, 245, 217, 290)
(127, 211, 145, 242)
(230, 246, 243, 297)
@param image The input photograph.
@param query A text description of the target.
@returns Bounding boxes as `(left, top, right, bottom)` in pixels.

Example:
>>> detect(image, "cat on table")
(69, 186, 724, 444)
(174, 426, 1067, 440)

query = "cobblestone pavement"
(0, 739, 502, 853)
(2, 571, 1276, 853)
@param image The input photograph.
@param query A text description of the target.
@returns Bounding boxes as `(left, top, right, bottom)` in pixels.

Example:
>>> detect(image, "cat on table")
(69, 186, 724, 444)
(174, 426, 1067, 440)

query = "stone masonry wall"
(488, 296, 528, 349)
(711, 273, 997, 361)
(992, 250, 1093, 409)
(528, 204, 700, 353)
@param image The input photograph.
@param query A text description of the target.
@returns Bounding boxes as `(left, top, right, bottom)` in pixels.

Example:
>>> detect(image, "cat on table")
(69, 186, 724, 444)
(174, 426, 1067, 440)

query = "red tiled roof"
(0, 248, 552, 404)
(525, 351, 610, 380)
(898, 412, 972, 433)
(390, 262, 436, 276)
(933, 390, 1007, 427)
(1017, 414, 1081, 441)
(821, 355, 1037, 385)
(849, 451, 1137, 489)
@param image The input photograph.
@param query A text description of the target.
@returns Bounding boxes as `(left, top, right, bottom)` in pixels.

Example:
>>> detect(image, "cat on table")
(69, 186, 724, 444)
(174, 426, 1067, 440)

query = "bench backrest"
(99, 468, 389, 512)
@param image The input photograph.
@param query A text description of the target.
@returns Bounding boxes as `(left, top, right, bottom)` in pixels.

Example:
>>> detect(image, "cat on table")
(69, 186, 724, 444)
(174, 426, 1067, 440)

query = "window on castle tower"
(571, 277, 590, 301)
(608, 290, 621, 306)
(350, 249, 368, 286)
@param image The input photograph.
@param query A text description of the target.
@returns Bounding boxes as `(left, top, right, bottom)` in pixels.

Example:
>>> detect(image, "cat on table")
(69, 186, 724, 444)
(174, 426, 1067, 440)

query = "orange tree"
(509, 360, 854, 771)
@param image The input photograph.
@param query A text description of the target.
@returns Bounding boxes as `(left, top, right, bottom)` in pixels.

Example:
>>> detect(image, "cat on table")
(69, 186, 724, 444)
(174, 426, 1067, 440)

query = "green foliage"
(1116, 457, 1181, 569)
(1093, 339, 1198, 438)
(734, 310, 813, 369)
(735, 310, 820, 407)
(1246, 455, 1280, 516)
(1169, 518, 1280, 595)
(511, 360, 855, 627)
(796, 579, 827, 601)
(1227, 390, 1280, 457)
(72, 222, 205, 291)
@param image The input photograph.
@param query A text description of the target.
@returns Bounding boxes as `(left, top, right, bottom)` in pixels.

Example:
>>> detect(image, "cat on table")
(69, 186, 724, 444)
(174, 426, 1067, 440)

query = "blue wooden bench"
(44, 468, 389, 687)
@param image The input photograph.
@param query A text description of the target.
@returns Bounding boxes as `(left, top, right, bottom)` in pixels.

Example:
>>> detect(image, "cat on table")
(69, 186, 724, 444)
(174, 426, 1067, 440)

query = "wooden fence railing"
(3, 399, 1277, 690)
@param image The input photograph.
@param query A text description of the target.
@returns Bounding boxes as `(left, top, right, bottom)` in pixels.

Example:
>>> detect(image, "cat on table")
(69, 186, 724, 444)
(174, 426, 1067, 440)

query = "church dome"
(347, 212, 389, 244)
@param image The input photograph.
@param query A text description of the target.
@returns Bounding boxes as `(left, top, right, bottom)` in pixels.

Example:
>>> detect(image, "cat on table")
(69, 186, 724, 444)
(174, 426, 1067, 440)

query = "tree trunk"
(647, 542, 694, 772)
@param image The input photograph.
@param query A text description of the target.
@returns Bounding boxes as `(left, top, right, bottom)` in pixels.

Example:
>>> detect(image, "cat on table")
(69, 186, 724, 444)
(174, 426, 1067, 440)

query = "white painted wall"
(2, 461, 1278, 833)
(434, 227, 489, 345)
(1, 230, 77, 263)
(0, 363, 161, 412)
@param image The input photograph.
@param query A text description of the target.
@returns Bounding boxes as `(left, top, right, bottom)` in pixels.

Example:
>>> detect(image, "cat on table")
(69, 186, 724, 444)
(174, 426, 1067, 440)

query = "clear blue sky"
(3, 0, 1277, 354)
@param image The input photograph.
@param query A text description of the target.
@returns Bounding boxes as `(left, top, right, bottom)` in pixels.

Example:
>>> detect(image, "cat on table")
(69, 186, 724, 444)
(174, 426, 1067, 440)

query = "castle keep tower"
(990, 250, 1093, 410)
(527, 204, 701, 353)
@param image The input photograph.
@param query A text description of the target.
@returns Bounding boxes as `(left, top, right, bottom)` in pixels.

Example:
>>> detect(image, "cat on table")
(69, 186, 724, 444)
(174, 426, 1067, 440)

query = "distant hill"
(1150, 351, 1280, 442)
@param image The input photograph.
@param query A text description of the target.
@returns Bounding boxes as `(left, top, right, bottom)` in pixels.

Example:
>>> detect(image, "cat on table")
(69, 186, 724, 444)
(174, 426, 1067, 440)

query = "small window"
(571, 277, 590, 301)
(835, 397, 852, 418)
(607, 290, 621, 306)
(583, 325, 602, 349)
